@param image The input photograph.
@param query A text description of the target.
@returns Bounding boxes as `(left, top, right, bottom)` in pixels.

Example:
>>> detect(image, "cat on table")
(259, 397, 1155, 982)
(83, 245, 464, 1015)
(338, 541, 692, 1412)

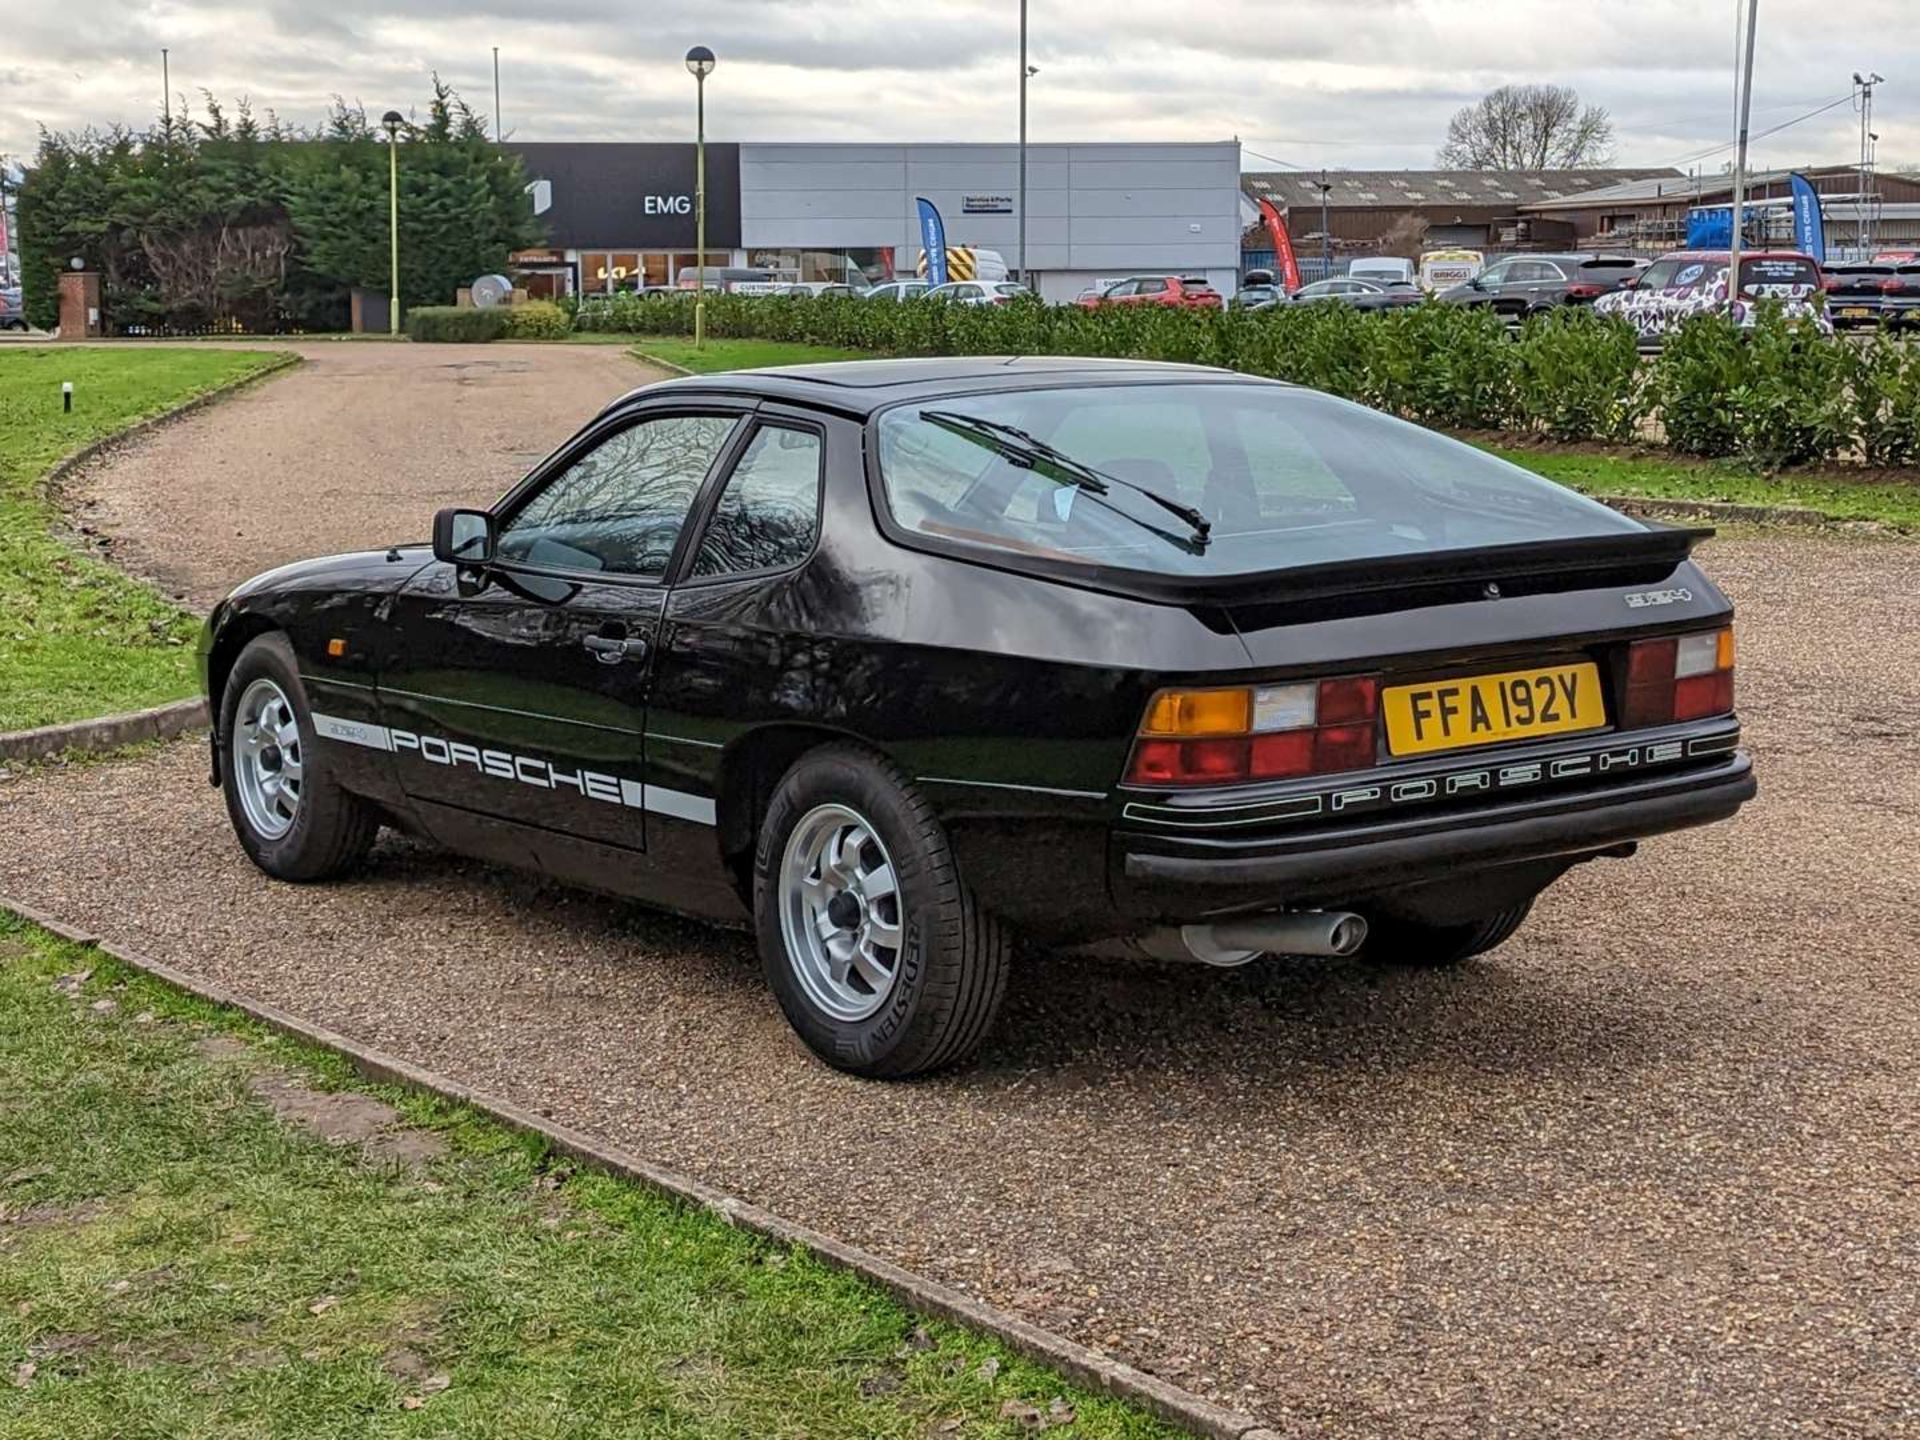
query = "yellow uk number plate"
(1382, 662, 1606, 757)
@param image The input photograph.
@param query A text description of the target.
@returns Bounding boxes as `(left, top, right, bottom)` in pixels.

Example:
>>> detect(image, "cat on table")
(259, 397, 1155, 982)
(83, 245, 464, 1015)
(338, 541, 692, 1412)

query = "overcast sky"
(1, 0, 1912, 177)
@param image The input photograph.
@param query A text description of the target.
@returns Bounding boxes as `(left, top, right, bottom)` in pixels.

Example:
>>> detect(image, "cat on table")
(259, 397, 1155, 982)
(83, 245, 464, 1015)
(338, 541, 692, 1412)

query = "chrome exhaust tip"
(1181, 910, 1370, 965)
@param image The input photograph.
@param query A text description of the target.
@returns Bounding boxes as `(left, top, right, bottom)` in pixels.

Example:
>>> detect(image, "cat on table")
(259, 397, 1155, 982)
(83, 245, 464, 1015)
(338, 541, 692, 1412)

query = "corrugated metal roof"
(1240, 167, 1683, 209)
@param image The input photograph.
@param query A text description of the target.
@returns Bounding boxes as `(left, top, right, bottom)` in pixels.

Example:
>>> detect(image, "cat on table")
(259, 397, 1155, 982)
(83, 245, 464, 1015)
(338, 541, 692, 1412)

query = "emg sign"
(645, 194, 693, 216)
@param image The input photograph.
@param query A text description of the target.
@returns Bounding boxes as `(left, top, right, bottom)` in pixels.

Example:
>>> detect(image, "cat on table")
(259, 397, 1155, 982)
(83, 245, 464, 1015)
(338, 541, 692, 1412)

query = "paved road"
(3, 528, 1914, 1437)
(60, 341, 657, 610)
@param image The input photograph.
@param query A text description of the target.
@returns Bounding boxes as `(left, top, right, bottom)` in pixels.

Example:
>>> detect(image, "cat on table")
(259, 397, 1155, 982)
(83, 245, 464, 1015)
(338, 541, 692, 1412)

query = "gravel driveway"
(2, 528, 1914, 1437)
(61, 340, 658, 611)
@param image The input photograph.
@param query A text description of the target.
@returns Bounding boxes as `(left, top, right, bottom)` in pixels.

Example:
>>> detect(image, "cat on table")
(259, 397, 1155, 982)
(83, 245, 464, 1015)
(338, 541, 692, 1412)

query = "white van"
(1418, 249, 1485, 291)
(1347, 257, 1416, 287)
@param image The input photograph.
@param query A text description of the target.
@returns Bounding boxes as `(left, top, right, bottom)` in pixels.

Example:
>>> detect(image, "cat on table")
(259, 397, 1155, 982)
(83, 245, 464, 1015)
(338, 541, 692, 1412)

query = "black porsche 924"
(199, 357, 1755, 1077)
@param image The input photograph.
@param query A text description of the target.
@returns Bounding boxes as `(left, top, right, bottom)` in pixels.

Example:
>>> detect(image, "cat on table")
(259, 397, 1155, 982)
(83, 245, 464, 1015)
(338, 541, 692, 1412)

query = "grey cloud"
(1, 0, 1913, 169)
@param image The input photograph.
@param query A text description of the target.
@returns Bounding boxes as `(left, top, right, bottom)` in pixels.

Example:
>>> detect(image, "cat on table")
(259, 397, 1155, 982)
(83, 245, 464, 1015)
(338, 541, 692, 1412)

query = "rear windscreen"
(1742, 257, 1819, 289)
(875, 382, 1642, 579)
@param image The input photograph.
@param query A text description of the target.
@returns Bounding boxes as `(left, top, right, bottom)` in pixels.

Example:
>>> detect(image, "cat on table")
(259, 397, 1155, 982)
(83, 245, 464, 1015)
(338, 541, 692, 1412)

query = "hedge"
(576, 291, 1920, 470)
(406, 306, 509, 343)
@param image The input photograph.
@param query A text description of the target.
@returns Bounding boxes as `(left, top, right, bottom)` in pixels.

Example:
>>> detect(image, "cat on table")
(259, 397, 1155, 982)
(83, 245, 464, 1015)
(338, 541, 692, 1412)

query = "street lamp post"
(382, 110, 404, 336)
(1018, 0, 1028, 286)
(685, 46, 716, 350)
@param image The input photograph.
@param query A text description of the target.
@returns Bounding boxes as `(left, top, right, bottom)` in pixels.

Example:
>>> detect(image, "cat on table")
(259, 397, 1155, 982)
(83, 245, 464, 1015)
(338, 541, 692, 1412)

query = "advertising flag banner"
(916, 197, 949, 289)
(1788, 172, 1826, 262)
(1257, 198, 1303, 292)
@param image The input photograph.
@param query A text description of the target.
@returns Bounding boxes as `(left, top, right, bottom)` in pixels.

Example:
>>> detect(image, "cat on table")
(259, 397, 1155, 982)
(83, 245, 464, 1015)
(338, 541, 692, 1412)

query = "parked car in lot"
(1285, 277, 1424, 312)
(1347, 257, 1417, 288)
(773, 281, 864, 299)
(199, 356, 1755, 1078)
(1232, 282, 1282, 310)
(1439, 253, 1647, 321)
(1594, 250, 1829, 347)
(0, 286, 26, 331)
(866, 279, 930, 302)
(1824, 260, 1920, 329)
(926, 280, 1030, 306)
(1078, 275, 1223, 310)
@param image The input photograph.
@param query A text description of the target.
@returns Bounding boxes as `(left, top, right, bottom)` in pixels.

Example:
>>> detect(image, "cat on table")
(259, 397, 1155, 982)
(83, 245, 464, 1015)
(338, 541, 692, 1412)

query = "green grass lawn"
(1483, 443, 1920, 531)
(0, 347, 294, 732)
(0, 916, 1178, 1440)
(631, 337, 873, 374)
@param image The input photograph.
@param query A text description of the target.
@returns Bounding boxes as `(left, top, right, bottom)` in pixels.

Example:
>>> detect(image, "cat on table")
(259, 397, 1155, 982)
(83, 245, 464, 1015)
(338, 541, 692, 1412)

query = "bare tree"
(1436, 84, 1616, 170)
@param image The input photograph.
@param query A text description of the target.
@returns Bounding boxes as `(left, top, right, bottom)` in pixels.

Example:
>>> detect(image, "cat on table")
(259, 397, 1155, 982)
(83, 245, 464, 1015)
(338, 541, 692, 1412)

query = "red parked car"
(1078, 275, 1224, 310)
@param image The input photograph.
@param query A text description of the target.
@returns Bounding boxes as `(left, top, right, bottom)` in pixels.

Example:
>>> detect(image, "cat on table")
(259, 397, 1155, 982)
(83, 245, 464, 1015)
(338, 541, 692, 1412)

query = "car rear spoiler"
(1045, 524, 1711, 614)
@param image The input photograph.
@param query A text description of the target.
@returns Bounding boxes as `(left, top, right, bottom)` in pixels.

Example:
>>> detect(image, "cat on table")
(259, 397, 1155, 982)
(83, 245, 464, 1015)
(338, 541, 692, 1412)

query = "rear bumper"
(1117, 749, 1754, 908)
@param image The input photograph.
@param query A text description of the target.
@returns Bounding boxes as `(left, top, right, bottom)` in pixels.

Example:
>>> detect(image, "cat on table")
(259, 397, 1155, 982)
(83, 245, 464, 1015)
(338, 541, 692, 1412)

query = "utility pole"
(1319, 168, 1331, 276)
(493, 47, 502, 143)
(1853, 72, 1883, 254)
(1727, 0, 1759, 315)
(1017, 0, 1028, 287)
(162, 48, 170, 130)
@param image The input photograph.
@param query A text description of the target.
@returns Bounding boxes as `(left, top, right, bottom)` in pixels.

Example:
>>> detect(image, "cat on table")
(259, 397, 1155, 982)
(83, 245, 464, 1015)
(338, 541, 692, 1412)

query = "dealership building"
(506, 140, 1244, 303)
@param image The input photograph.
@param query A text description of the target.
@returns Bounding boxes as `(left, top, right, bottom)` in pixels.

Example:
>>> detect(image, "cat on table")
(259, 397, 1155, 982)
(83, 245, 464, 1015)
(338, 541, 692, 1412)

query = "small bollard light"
(62, 381, 73, 414)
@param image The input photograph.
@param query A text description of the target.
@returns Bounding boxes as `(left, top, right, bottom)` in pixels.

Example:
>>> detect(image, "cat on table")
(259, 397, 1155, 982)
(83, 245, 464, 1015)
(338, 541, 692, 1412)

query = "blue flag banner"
(916, 197, 949, 289)
(1788, 172, 1826, 262)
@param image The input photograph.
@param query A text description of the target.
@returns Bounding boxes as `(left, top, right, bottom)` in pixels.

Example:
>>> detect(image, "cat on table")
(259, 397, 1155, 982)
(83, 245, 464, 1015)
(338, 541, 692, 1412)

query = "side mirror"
(432, 507, 495, 566)
(1619, 276, 1640, 290)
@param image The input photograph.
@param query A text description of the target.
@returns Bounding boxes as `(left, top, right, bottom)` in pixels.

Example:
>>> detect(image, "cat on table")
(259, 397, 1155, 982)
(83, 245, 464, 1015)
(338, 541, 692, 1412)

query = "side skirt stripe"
(310, 712, 716, 826)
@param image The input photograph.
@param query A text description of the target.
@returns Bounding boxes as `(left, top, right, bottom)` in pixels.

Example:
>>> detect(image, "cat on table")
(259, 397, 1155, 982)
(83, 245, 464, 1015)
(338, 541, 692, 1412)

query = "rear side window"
(691, 425, 823, 578)
(875, 382, 1640, 580)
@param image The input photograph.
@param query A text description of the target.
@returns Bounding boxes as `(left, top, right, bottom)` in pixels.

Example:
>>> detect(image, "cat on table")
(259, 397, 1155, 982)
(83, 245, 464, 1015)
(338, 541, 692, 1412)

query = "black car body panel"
(201, 357, 1754, 948)
(1439, 252, 1646, 319)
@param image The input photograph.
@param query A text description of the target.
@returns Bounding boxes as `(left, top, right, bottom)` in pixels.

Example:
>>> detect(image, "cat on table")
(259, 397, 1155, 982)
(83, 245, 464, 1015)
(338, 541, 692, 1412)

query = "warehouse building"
(1515, 164, 1920, 253)
(1237, 167, 1684, 260)
(508, 140, 1244, 303)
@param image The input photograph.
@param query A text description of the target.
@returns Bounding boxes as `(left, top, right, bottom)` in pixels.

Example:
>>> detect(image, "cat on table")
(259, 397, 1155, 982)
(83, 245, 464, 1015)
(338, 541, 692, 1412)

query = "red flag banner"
(1257, 198, 1302, 293)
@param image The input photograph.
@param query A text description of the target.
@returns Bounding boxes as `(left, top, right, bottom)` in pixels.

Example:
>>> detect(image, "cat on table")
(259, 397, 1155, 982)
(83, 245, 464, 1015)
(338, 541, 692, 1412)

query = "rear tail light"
(1623, 628, 1735, 727)
(1822, 276, 1843, 292)
(1565, 283, 1605, 299)
(1126, 677, 1379, 785)
(1881, 278, 1907, 294)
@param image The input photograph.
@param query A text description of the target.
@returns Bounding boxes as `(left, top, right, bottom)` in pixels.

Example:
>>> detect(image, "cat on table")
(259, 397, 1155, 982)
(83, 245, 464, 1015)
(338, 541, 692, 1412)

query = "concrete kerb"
(630, 349, 696, 377)
(0, 893, 1270, 1440)
(0, 350, 301, 763)
(0, 697, 209, 765)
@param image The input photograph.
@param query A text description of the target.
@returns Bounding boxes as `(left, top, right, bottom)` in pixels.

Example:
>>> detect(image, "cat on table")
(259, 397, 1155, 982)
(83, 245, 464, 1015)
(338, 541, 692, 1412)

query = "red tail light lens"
(1126, 677, 1379, 786)
(1623, 629, 1735, 727)
(1565, 283, 1605, 299)
(1881, 278, 1907, 294)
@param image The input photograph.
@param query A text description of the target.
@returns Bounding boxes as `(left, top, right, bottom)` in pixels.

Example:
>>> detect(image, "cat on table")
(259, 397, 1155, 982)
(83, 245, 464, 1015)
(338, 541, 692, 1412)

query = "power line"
(1660, 91, 1854, 168)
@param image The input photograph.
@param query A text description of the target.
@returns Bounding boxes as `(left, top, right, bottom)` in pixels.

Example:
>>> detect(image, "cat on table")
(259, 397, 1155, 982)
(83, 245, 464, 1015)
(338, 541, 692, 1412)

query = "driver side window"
(496, 413, 738, 577)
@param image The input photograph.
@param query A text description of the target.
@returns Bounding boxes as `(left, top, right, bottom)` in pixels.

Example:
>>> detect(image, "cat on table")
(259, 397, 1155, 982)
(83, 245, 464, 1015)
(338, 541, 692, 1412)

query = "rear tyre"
(1362, 898, 1535, 970)
(754, 745, 1011, 1079)
(219, 632, 378, 882)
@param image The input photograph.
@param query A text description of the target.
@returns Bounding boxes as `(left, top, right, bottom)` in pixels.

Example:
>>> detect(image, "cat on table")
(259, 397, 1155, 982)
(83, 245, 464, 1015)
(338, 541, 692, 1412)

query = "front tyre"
(219, 632, 378, 882)
(754, 746, 1010, 1078)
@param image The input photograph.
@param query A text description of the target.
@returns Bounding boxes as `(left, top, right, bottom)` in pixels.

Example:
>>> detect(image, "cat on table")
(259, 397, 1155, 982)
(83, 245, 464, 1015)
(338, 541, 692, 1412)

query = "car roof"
(605, 356, 1252, 418)
(1656, 249, 1817, 262)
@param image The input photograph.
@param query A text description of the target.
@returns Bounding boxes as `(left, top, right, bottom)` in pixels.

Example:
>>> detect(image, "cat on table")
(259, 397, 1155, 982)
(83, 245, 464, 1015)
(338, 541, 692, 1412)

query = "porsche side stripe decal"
(310, 712, 715, 826)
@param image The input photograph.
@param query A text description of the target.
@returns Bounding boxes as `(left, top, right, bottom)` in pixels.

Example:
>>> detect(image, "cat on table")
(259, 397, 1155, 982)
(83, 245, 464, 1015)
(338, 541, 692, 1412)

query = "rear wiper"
(918, 409, 1212, 547)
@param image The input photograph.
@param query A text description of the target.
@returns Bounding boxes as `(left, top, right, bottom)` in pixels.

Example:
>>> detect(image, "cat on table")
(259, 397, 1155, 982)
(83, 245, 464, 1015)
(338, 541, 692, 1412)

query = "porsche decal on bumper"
(310, 713, 715, 825)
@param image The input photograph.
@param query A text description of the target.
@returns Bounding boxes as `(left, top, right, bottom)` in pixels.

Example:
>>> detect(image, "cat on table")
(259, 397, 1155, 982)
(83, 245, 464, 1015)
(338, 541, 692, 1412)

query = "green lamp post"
(685, 46, 716, 349)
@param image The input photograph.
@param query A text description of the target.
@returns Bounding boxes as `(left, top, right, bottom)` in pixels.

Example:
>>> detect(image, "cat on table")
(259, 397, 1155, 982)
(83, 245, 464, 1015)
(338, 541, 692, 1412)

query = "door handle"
(583, 634, 647, 664)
